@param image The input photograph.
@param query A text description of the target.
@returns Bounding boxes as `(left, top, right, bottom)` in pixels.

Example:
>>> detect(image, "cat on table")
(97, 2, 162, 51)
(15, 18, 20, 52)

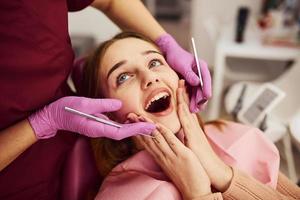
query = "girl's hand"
(133, 116, 211, 200)
(177, 80, 233, 192)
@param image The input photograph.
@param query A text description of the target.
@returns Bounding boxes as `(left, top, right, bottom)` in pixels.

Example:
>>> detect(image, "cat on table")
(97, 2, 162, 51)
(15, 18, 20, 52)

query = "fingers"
(79, 98, 122, 114)
(82, 120, 155, 140)
(125, 112, 188, 159)
(135, 135, 164, 161)
(115, 122, 156, 140)
(96, 98, 123, 113)
(179, 60, 211, 112)
(177, 94, 193, 134)
(184, 69, 200, 87)
(137, 121, 186, 160)
(178, 80, 190, 104)
(199, 60, 212, 99)
(178, 80, 190, 105)
(189, 88, 202, 113)
(178, 79, 204, 113)
(177, 84, 193, 122)
(93, 113, 109, 121)
(126, 112, 140, 123)
(177, 84, 200, 138)
(138, 128, 175, 160)
(156, 123, 186, 155)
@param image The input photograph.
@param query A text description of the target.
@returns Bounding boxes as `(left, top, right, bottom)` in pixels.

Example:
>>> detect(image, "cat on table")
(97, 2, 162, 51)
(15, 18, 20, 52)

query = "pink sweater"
(95, 122, 299, 200)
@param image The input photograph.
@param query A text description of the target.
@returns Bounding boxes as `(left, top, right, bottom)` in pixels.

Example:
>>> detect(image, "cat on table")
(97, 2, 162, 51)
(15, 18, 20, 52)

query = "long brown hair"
(81, 31, 225, 183)
(82, 32, 155, 182)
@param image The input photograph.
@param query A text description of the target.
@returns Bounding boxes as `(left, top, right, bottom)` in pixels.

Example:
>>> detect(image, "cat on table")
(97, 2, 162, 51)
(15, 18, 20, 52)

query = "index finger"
(156, 123, 186, 156)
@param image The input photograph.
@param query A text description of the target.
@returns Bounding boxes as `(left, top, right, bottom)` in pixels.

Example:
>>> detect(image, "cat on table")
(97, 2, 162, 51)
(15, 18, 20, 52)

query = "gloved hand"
(28, 96, 155, 140)
(155, 34, 212, 113)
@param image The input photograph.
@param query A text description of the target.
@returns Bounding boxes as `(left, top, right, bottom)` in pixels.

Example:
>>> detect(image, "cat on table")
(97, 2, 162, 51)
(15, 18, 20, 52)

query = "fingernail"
(140, 133, 155, 138)
(156, 124, 162, 130)
(138, 116, 146, 122)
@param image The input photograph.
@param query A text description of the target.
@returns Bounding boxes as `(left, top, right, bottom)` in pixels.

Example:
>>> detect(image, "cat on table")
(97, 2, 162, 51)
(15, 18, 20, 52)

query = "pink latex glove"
(155, 34, 212, 112)
(28, 96, 155, 140)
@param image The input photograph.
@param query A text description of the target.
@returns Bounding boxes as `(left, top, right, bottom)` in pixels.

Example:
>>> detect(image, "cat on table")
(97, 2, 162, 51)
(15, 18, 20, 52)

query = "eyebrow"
(106, 50, 163, 80)
(142, 50, 162, 56)
(106, 60, 127, 79)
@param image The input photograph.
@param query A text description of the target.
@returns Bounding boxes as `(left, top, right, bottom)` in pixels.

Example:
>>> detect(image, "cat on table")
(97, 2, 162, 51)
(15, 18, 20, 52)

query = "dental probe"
(64, 106, 122, 128)
(64, 106, 155, 138)
(191, 37, 204, 89)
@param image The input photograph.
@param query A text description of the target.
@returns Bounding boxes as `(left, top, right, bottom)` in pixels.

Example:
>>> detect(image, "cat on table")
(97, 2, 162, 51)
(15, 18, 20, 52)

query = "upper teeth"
(145, 92, 169, 110)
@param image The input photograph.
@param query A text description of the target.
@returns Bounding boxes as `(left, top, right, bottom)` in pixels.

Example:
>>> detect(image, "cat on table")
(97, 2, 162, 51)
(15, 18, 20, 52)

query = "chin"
(147, 111, 181, 134)
(162, 118, 181, 134)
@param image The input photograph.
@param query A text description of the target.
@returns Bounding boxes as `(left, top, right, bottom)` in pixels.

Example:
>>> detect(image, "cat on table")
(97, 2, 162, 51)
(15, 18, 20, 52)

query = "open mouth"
(145, 91, 171, 113)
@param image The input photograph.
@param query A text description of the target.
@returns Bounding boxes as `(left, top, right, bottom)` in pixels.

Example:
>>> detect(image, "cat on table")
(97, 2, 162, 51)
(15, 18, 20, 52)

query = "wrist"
(155, 33, 177, 54)
(182, 182, 212, 200)
(220, 165, 233, 192)
(197, 153, 233, 192)
(212, 162, 233, 192)
(184, 189, 212, 200)
(28, 108, 57, 139)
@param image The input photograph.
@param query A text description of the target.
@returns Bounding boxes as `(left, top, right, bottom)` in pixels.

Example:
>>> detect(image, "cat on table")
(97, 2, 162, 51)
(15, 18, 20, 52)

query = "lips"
(144, 88, 173, 115)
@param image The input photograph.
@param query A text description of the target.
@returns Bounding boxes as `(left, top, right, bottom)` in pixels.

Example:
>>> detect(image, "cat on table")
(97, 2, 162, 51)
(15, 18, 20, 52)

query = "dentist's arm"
(0, 119, 37, 171)
(0, 96, 155, 172)
(91, 0, 165, 41)
(92, 0, 212, 112)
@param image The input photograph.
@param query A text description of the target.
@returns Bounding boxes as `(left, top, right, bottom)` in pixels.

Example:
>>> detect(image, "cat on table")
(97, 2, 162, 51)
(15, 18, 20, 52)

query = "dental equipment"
(64, 106, 155, 138)
(237, 83, 285, 127)
(191, 37, 203, 89)
(64, 106, 122, 128)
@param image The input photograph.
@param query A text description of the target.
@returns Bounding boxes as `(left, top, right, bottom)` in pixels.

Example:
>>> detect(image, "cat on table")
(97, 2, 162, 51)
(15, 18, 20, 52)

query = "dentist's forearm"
(92, 0, 166, 41)
(0, 119, 37, 171)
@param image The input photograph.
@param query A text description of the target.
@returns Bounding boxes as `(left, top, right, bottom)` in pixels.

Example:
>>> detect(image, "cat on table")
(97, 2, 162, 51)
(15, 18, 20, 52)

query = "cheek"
(110, 88, 142, 122)
(171, 73, 179, 88)
(162, 68, 179, 88)
(114, 99, 137, 121)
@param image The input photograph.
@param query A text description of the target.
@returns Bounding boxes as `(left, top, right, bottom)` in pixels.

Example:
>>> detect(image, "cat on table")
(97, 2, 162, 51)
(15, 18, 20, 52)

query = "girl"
(79, 32, 300, 200)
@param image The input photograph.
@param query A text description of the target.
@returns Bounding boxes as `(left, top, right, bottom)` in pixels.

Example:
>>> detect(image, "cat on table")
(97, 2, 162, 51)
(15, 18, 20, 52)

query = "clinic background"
(67, 0, 300, 184)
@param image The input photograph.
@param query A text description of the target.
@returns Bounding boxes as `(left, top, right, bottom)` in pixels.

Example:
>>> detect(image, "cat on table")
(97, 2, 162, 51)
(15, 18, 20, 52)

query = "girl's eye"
(116, 73, 131, 85)
(149, 59, 163, 69)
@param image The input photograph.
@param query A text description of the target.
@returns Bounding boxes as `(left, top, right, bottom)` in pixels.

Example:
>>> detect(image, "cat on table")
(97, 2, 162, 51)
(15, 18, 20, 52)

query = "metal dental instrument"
(64, 106, 122, 128)
(191, 37, 204, 89)
(64, 106, 155, 138)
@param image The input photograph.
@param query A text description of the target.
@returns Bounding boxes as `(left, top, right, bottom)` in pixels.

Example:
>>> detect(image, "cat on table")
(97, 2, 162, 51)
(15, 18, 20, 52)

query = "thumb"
(184, 69, 200, 87)
(79, 98, 122, 114)
(189, 90, 200, 113)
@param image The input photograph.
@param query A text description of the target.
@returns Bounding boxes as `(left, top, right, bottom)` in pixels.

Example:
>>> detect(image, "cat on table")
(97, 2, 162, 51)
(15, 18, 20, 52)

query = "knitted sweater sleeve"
(222, 168, 300, 200)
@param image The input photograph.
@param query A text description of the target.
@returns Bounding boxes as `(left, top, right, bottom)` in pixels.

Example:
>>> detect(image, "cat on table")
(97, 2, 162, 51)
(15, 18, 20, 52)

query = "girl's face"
(99, 37, 180, 133)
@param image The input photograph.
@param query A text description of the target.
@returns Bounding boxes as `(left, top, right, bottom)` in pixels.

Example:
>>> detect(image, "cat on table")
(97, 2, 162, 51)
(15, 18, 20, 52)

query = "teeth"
(145, 92, 169, 110)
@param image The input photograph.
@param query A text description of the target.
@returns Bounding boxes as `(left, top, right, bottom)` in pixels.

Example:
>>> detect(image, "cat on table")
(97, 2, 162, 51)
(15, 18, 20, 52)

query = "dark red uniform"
(0, 0, 93, 199)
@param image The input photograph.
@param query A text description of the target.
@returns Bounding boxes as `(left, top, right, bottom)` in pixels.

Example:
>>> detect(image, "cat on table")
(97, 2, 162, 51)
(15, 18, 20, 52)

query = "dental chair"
(224, 57, 300, 183)
(61, 57, 102, 200)
(61, 136, 100, 200)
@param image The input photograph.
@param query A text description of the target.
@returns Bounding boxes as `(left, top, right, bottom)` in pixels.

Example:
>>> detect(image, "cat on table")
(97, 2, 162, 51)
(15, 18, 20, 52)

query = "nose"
(146, 78, 159, 87)
(141, 70, 160, 89)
